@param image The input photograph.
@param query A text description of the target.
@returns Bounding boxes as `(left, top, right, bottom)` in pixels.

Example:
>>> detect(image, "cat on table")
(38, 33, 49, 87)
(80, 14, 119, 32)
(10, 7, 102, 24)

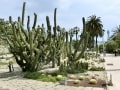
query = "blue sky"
(0, 0, 120, 42)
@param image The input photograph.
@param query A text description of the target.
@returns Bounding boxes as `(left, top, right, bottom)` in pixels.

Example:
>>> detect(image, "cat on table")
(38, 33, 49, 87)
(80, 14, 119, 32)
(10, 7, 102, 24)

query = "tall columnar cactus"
(4, 2, 65, 71)
(66, 17, 89, 63)
(46, 8, 66, 67)
(5, 2, 46, 72)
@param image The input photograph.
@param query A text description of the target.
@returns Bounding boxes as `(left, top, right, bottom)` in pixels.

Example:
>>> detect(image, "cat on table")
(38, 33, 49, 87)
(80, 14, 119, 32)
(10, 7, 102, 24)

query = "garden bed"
(67, 78, 106, 88)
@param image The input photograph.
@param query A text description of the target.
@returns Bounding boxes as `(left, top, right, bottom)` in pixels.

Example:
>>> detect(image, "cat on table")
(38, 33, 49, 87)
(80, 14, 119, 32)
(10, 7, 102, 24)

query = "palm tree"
(110, 25, 120, 48)
(86, 15, 104, 56)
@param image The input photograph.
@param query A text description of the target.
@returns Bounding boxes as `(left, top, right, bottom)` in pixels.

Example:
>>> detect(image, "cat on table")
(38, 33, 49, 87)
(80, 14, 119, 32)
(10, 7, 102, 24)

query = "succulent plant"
(79, 75, 85, 80)
(74, 80, 80, 84)
(56, 75, 64, 80)
(89, 79, 97, 84)
(69, 75, 77, 79)
(66, 17, 90, 62)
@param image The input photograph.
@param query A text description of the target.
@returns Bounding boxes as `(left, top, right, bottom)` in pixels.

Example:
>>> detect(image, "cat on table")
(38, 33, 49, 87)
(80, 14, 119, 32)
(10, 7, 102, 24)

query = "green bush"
(105, 40, 118, 53)
(59, 61, 89, 74)
(24, 72, 42, 79)
(24, 72, 58, 82)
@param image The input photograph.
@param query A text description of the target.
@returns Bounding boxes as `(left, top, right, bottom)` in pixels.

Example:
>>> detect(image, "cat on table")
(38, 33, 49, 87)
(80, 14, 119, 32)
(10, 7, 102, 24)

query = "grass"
(24, 72, 64, 83)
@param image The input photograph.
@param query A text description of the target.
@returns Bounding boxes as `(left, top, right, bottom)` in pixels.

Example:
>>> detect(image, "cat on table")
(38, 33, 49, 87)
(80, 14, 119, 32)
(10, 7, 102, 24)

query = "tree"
(106, 40, 118, 53)
(110, 25, 120, 48)
(86, 15, 103, 56)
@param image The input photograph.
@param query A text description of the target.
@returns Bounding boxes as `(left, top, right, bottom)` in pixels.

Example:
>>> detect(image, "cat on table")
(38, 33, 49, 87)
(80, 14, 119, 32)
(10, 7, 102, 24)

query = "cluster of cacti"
(59, 17, 90, 73)
(46, 8, 66, 67)
(3, 2, 65, 72)
(59, 61, 89, 73)
(65, 18, 89, 64)
(1, 2, 90, 72)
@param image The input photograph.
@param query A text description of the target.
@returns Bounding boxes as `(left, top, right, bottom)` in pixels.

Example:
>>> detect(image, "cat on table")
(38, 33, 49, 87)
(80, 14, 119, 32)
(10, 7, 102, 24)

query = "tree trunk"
(96, 36, 98, 58)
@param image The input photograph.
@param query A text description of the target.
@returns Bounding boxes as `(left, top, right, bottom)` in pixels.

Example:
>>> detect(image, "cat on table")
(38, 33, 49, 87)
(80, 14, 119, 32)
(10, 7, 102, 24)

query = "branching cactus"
(66, 17, 89, 65)
(46, 8, 66, 67)
(5, 2, 47, 72)
(4, 2, 65, 71)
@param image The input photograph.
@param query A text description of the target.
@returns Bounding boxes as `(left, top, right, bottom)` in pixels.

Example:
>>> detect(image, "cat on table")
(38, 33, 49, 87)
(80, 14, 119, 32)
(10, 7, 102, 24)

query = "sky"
(0, 0, 120, 42)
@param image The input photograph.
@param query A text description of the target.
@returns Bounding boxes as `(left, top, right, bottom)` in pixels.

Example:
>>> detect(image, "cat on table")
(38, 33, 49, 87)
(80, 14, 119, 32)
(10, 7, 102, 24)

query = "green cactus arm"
(73, 17, 87, 59)
(18, 24, 29, 48)
(65, 32, 69, 56)
(69, 35, 72, 55)
(32, 13, 37, 29)
(27, 16, 30, 32)
(11, 22, 23, 47)
(53, 8, 57, 38)
(46, 16, 52, 41)
(9, 16, 12, 23)
(75, 32, 89, 61)
(46, 16, 51, 30)
(29, 31, 34, 57)
(54, 8, 57, 29)
(33, 25, 41, 43)
(22, 2, 26, 25)
(73, 32, 84, 58)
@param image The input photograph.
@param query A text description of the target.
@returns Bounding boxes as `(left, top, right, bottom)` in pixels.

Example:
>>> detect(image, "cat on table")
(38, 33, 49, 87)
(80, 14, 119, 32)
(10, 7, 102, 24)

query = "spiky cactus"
(46, 8, 66, 67)
(65, 17, 89, 69)
(5, 2, 47, 72)
(3, 2, 65, 71)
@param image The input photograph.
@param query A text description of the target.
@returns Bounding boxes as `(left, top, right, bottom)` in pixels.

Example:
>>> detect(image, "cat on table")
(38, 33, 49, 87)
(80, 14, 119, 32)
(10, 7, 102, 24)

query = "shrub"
(24, 72, 42, 79)
(105, 40, 118, 53)
(24, 72, 58, 82)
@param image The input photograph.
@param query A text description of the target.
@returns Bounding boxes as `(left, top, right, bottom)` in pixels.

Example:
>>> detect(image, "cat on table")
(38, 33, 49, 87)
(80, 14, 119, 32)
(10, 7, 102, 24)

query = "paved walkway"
(0, 58, 111, 90)
(0, 66, 104, 90)
(104, 54, 120, 90)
